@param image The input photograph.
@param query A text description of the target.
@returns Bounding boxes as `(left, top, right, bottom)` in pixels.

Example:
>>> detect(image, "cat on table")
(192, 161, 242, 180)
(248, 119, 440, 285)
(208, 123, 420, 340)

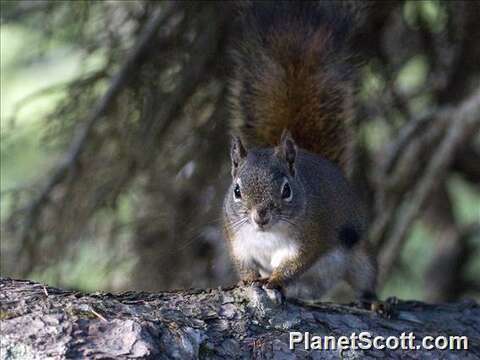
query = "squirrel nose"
(252, 207, 270, 227)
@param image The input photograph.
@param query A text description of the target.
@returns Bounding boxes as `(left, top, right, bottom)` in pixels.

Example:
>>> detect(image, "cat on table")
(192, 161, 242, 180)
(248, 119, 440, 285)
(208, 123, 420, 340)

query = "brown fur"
(230, 18, 355, 174)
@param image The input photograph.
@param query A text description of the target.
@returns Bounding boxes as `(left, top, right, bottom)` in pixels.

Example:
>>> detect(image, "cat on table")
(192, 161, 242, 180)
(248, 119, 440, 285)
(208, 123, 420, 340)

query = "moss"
(198, 342, 217, 358)
(0, 310, 17, 320)
(65, 307, 98, 320)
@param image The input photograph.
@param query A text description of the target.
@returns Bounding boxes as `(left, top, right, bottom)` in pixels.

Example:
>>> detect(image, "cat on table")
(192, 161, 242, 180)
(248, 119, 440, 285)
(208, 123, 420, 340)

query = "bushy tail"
(230, 0, 362, 173)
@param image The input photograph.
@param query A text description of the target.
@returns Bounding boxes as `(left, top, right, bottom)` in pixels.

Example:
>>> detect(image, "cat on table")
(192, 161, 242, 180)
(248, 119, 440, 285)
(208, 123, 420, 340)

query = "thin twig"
(382, 109, 435, 174)
(90, 308, 107, 322)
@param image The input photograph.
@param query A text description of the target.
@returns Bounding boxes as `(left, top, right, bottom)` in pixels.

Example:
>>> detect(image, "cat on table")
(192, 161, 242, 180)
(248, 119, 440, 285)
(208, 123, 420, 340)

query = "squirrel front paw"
(251, 277, 286, 305)
(237, 273, 261, 286)
(263, 287, 285, 305)
(251, 276, 283, 289)
(239, 275, 286, 305)
(250, 277, 268, 287)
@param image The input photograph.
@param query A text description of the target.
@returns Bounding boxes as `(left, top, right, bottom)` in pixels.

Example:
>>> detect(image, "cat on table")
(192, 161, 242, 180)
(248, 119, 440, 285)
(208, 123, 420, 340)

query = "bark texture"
(1, 278, 479, 359)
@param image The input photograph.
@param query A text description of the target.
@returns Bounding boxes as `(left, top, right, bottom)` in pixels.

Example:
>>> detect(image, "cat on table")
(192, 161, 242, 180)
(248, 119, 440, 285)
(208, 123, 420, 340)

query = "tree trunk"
(1, 278, 478, 359)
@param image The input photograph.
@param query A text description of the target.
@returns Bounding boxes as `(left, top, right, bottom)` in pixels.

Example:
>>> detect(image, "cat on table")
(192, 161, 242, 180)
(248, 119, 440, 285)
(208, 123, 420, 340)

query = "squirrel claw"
(237, 274, 264, 287)
(237, 279, 256, 287)
(262, 286, 286, 305)
(251, 278, 269, 287)
(249, 278, 286, 305)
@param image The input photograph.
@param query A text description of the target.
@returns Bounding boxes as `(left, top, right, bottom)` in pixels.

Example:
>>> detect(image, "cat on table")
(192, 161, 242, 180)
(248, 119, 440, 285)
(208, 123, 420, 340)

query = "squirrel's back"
(230, 1, 362, 173)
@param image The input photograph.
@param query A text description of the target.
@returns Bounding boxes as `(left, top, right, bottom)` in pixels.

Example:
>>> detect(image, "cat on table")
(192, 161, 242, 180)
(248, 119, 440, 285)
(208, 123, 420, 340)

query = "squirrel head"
(225, 130, 306, 231)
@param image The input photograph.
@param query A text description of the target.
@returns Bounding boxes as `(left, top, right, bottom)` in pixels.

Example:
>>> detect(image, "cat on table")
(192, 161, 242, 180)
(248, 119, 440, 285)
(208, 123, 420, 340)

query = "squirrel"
(222, 1, 377, 303)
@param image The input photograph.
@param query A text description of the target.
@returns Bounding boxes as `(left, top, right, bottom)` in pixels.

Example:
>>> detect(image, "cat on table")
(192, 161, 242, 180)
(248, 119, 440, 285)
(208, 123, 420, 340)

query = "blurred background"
(1, 1, 479, 303)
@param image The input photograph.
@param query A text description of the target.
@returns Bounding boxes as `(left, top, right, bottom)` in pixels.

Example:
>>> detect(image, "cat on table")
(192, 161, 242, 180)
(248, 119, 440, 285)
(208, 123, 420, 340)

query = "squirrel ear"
(275, 129, 297, 176)
(230, 136, 247, 177)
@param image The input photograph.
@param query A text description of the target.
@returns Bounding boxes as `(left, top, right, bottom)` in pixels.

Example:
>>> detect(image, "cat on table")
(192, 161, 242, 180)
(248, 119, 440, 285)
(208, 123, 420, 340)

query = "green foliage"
(1, 23, 133, 291)
(395, 55, 428, 94)
(404, 0, 447, 33)
(382, 224, 434, 300)
(29, 237, 136, 291)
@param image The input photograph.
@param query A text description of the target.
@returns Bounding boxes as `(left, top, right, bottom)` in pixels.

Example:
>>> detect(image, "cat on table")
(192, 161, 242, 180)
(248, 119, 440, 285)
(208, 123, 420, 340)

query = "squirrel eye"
(281, 181, 292, 201)
(233, 183, 242, 201)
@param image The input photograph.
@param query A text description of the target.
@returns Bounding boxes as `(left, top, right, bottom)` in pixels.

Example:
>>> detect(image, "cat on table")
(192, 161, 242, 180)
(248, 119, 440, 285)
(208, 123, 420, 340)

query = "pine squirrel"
(223, 1, 377, 303)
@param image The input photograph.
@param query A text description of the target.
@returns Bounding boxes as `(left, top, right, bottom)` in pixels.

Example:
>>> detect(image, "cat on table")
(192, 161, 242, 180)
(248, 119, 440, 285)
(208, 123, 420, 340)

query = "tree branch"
(1, 278, 478, 359)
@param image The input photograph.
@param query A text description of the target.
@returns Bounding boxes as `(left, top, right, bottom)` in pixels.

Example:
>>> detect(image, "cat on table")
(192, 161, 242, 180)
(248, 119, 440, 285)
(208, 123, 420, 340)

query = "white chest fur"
(232, 223, 298, 276)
